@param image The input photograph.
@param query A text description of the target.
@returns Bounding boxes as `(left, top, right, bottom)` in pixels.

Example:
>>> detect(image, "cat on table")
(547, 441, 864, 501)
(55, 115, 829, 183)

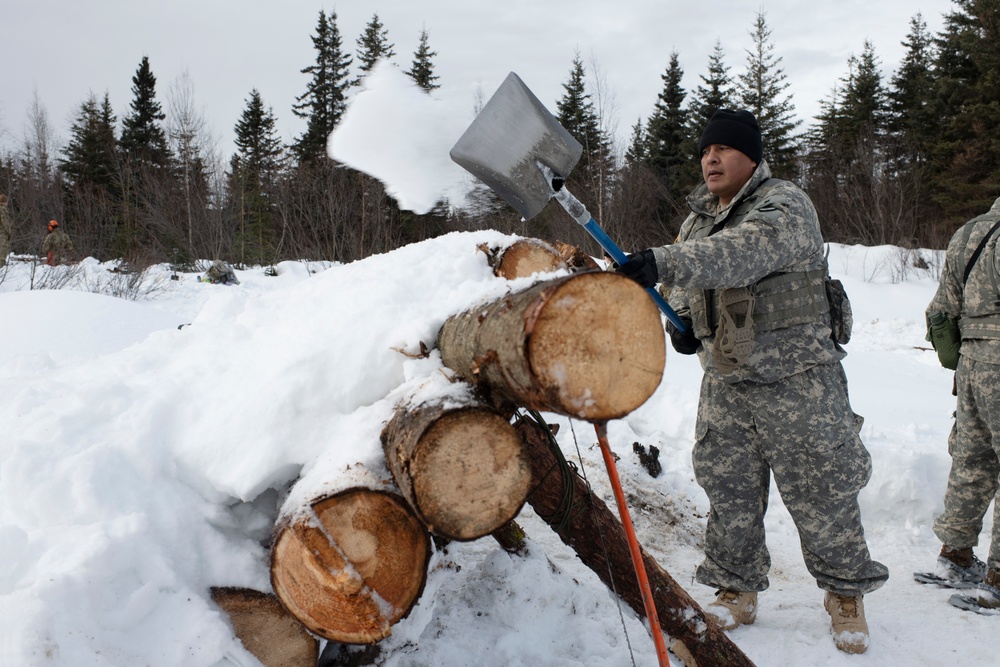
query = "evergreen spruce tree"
(60, 93, 119, 193)
(355, 13, 395, 81)
(803, 84, 843, 159)
(405, 28, 440, 91)
(625, 118, 648, 164)
(887, 13, 937, 164)
(60, 92, 122, 258)
(119, 56, 172, 170)
(688, 40, 736, 136)
(556, 55, 613, 191)
(644, 51, 695, 209)
(230, 89, 285, 266)
(836, 42, 889, 147)
(930, 0, 1000, 222)
(737, 10, 800, 178)
(292, 9, 353, 164)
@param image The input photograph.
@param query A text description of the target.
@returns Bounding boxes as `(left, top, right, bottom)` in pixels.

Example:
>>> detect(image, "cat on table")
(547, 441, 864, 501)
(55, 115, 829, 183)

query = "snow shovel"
(450, 71, 686, 332)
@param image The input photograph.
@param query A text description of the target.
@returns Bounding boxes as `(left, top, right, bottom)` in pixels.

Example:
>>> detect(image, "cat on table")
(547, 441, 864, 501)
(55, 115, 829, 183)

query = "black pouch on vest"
(825, 278, 853, 346)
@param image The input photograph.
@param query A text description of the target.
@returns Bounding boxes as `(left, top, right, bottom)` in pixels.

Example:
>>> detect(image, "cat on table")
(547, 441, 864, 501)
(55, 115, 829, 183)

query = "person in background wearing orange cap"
(0, 195, 11, 267)
(42, 219, 74, 266)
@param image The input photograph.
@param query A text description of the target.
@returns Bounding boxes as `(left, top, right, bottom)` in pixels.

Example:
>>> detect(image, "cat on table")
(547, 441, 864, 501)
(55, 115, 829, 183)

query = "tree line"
(1, 1, 998, 271)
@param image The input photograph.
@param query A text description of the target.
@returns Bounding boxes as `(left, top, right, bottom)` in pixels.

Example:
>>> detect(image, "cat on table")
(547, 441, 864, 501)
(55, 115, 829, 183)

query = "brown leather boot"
(937, 544, 987, 585)
(824, 592, 869, 654)
(705, 590, 757, 631)
(977, 568, 1000, 609)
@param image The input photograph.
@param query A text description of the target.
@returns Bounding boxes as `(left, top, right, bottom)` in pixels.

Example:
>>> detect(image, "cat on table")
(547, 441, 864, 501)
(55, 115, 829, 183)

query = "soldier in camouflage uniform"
(618, 109, 888, 654)
(203, 259, 240, 285)
(41, 220, 74, 266)
(0, 195, 11, 266)
(924, 195, 1000, 609)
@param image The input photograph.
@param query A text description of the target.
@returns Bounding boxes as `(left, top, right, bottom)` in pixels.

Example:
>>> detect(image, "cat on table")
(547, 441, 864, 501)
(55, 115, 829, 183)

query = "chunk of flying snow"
(327, 60, 474, 214)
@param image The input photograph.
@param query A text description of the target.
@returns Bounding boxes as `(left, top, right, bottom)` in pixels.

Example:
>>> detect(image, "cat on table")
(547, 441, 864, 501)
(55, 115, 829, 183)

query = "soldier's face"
(701, 144, 757, 206)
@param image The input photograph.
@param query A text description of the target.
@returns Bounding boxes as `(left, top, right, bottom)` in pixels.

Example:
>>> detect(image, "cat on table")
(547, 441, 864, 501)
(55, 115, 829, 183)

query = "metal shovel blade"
(450, 72, 582, 221)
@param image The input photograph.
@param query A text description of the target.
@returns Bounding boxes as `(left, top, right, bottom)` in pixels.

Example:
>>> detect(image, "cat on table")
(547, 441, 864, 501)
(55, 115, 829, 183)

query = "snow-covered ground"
(0, 239, 994, 667)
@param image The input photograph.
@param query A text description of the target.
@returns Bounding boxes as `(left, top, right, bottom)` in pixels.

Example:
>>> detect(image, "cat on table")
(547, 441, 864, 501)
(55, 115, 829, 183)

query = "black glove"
(667, 317, 700, 355)
(616, 249, 659, 289)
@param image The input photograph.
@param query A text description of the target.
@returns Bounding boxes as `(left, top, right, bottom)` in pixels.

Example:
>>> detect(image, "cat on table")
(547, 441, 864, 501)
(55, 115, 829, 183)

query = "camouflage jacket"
(654, 160, 843, 384)
(41, 229, 74, 262)
(926, 196, 1000, 364)
(0, 205, 11, 256)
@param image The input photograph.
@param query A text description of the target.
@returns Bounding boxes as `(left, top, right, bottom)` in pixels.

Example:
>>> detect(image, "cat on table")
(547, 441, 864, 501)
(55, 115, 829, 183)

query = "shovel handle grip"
(581, 220, 687, 332)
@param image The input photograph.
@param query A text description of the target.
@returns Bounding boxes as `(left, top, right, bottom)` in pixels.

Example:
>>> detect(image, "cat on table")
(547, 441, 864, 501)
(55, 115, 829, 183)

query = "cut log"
(514, 415, 756, 667)
(210, 587, 319, 667)
(438, 271, 665, 421)
(490, 238, 568, 279)
(270, 488, 430, 644)
(381, 400, 531, 541)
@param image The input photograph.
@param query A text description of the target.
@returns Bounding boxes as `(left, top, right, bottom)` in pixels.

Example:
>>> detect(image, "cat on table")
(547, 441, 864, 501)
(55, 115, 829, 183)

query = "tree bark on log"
(514, 415, 756, 667)
(270, 488, 430, 644)
(381, 400, 531, 541)
(554, 240, 602, 272)
(438, 271, 665, 421)
(210, 587, 319, 667)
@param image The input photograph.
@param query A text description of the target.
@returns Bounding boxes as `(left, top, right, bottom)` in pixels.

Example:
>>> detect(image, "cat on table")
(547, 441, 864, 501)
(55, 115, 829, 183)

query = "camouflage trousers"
(933, 355, 1000, 570)
(692, 362, 889, 595)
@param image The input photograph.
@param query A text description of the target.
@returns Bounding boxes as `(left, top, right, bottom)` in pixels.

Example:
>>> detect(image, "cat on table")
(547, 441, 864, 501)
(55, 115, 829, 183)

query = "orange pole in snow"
(594, 422, 671, 667)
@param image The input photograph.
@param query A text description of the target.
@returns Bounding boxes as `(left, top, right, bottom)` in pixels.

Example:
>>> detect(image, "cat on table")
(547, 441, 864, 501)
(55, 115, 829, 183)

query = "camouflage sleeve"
(926, 226, 966, 320)
(652, 182, 823, 289)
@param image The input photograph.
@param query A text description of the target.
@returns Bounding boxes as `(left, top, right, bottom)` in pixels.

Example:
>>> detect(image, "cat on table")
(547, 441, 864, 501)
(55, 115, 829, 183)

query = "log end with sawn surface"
(488, 237, 568, 280)
(270, 488, 430, 644)
(438, 270, 666, 421)
(381, 401, 531, 541)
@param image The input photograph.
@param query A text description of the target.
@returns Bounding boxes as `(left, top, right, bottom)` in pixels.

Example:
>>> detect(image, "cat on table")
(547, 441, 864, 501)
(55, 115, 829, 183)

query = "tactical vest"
(955, 216, 1000, 340)
(684, 179, 830, 340)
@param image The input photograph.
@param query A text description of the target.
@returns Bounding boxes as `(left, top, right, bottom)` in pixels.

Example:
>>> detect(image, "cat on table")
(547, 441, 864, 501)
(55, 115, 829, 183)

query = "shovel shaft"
(594, 423, 671, 667)
(552, 184, 686, 332)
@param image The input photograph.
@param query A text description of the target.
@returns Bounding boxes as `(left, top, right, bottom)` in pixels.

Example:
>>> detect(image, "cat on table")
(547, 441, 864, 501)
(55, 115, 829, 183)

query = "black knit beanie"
(698, 109, 763, 164)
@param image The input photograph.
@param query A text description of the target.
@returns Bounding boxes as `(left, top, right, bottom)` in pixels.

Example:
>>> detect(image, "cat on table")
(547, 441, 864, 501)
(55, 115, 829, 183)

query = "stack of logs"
(220, 238, 755, 667)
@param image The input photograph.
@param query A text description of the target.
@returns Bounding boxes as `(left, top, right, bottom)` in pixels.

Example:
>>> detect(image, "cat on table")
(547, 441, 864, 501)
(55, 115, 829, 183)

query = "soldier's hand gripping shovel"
(451, 72, 674, 667)
(449, 71, 686, 333)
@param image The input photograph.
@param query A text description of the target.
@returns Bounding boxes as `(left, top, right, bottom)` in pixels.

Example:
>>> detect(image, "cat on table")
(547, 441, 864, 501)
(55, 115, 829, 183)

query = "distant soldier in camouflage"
(924, 195, 1000, 610)
(42, 220, 74, 266)
(0, 194, 11, 266)
(203, 259, 240, 285)
(617, 109, 887, 654)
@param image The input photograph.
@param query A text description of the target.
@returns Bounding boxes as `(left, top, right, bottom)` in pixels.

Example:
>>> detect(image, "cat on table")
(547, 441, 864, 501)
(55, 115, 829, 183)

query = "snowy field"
(0, 238, 994, 667)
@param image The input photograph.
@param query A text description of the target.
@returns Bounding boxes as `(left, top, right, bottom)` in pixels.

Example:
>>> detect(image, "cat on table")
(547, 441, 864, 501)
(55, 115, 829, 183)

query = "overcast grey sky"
(0, 1, 957, 160)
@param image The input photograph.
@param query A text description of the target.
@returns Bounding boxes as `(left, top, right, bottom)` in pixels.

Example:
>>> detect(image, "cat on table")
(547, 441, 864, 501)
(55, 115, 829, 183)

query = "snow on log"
(438, 270, 665, 421)
(381, 399, 531, 541)
(210, 587, 319, 667)
(514, 415, 756, 667)
(270, 488, 431, 644)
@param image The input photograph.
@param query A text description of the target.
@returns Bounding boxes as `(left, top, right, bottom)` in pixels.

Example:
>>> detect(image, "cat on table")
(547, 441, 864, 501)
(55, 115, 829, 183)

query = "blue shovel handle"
(581, 220, 687, 332)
